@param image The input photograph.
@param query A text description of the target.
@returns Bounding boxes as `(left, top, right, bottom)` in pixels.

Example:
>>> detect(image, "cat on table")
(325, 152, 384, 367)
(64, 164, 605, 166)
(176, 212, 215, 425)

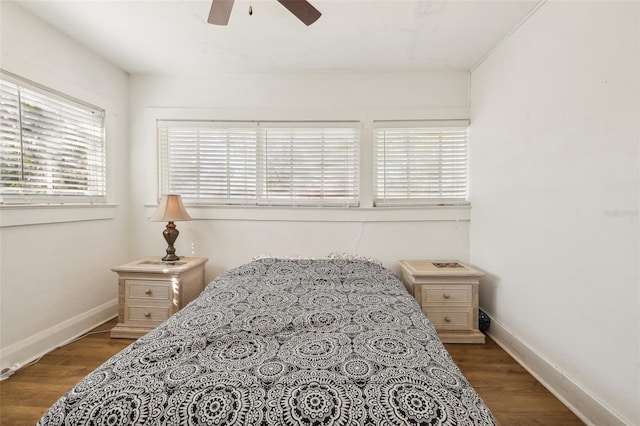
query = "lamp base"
(162, 253, 181, 262)
(161, 221, 181, 262)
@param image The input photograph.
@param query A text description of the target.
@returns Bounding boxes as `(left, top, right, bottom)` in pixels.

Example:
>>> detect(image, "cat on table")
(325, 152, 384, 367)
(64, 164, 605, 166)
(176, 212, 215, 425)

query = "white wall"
(129, 72, 471, 277)
(470, 2, 639, 424)
(0, 2, 130, 371)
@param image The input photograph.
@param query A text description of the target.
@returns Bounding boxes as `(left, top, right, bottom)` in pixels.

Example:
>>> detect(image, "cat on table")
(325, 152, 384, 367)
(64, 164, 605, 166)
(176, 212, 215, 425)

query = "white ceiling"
(12, 0, 541, 75)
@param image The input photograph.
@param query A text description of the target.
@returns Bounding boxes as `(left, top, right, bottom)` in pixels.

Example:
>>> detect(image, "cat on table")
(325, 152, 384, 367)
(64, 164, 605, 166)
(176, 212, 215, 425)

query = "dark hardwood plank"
(1, 319, 583, 425)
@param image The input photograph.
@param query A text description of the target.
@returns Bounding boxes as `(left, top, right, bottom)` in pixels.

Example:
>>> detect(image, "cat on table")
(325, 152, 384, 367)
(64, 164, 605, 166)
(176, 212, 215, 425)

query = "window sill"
(145, 204, 470, 222)
(0, 204, 117, 227)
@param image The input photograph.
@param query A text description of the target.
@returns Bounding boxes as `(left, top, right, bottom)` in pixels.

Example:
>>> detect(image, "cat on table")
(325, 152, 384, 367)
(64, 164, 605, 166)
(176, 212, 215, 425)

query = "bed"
(38, 257, 496, 425)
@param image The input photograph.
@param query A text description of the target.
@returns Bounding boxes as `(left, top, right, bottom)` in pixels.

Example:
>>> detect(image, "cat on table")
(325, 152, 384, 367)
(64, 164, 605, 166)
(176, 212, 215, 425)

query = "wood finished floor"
(445, 339, 584, 426)
(0, 318, 584, 425)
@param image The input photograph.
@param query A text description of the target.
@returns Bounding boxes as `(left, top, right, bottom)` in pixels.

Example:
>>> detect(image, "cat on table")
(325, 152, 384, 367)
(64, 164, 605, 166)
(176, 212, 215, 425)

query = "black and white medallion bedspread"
(38, 258, 496, 425)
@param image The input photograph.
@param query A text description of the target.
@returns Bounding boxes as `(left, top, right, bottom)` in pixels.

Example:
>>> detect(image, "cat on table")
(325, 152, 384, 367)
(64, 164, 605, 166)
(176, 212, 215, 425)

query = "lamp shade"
(150, 194, 192, 222)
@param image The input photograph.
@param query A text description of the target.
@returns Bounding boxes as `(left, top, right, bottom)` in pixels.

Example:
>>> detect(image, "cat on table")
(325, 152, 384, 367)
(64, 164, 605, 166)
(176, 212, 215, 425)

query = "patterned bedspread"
(38, 258, 496, 425)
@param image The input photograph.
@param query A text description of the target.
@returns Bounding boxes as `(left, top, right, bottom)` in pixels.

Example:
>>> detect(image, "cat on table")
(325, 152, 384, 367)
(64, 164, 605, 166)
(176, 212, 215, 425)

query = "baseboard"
(485, 315, 631, 426)
(0, 299, 118, 376)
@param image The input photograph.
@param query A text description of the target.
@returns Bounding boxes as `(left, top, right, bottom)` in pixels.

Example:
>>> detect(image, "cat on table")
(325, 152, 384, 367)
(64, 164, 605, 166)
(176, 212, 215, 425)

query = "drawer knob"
(145, 289, 152, 295)
(444, 316, 451, 323)
(443, 294, 450, 299)
(144, 312, 151, 318)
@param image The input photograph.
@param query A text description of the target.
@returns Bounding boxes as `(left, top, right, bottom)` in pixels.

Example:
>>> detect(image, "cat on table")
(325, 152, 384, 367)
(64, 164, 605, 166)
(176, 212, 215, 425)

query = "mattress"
(38, 257, 496, 425)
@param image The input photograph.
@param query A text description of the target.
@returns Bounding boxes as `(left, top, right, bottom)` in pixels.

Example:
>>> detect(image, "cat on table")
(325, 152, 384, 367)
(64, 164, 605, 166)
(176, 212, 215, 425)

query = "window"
(0, 72, 106, 204)
(158, 122, 257, 204)
(374, 120, 469, 206)
(158, 121, 359, 207)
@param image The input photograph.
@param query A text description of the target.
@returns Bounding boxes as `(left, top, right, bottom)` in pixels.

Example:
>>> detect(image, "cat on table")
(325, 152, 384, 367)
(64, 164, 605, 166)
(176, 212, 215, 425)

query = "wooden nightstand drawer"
(422, 285, 471, 306)
(424, 308, 473, 330)
(125, 305, 171, 324)
(126, 280, 171, 302)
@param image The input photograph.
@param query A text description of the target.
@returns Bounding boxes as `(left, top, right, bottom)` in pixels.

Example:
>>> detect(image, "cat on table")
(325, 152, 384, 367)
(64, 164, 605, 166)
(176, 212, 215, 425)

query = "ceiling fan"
(208, 0, 321, 26)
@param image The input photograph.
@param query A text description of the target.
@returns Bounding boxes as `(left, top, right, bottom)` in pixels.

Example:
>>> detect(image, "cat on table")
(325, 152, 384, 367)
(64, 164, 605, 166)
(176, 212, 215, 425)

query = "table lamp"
(150, 194, 192, 262)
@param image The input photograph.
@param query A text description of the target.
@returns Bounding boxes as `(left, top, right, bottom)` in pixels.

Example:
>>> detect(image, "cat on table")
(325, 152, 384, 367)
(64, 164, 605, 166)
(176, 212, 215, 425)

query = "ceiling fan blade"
(276, 0, 321, 26)
(208, 0, 235, 25)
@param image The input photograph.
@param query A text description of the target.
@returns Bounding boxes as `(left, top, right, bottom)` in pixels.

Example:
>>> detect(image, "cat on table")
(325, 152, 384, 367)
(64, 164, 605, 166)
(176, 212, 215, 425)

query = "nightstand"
(110, 256, 208, 339)
(399, 260, 485, 344)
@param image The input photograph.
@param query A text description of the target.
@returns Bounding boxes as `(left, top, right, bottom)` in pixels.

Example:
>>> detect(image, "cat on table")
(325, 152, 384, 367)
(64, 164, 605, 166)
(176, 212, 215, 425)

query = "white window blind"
(158, 121, 360, 207)
(158, 122, 257, 204)
(0, 73, 106, 204)
(260, 124, 359, 206)
(374, 120, 469, 206)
